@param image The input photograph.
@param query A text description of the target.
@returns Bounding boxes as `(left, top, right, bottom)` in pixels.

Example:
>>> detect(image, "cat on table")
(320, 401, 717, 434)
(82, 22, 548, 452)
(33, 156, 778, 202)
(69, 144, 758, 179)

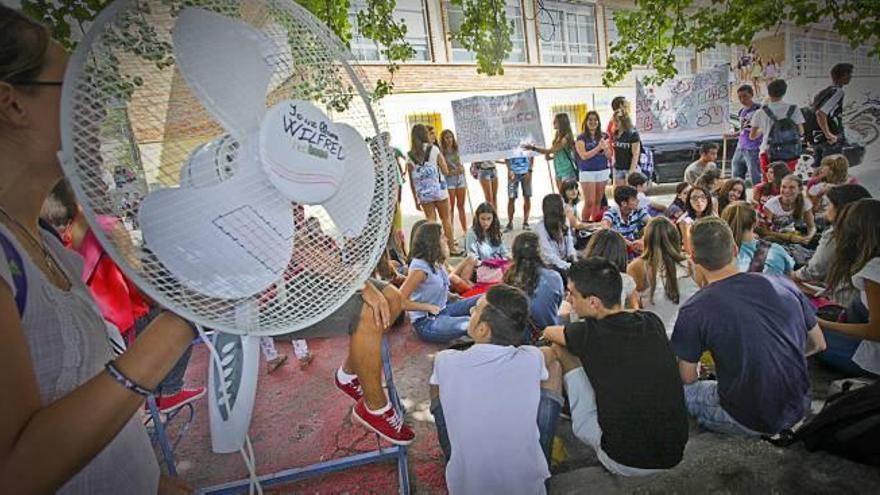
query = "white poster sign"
(636, 66, 730, 141)
(451, 88, 546, 162)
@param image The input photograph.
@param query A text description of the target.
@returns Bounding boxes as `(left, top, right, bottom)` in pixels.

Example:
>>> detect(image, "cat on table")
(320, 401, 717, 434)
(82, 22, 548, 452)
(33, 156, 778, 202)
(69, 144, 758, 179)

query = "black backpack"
(802, 86, 842, 145)
(768, 381, 880, 466)
(764, 104, 803, 161)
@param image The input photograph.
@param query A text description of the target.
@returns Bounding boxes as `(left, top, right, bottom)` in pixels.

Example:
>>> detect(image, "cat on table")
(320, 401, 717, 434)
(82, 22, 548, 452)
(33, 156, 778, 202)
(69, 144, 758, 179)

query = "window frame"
(442, 0, 530, 64)
(348, 0, 433, 64)
(536, 1, 601, 66)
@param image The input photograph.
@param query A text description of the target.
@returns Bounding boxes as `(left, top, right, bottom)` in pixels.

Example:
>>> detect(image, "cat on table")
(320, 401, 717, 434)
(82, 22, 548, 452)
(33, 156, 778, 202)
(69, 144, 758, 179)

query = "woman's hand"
(362, 282, 390, 329)
(425, 304, 442, 316)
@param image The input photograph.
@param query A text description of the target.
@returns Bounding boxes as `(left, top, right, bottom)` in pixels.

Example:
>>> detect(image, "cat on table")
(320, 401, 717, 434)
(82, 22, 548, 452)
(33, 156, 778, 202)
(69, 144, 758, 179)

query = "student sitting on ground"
(584, 229, 639, 309)
(684, 142, 719, 186)
(409, 219, 477, 293)
(560, 179, 596, 251)
(678, 185, 716, 255)
(664, 182, 691, 224)
(400, 222, 481, 343)
(535, 194, 577, 274)
(792, 184, 872, 306)
(601, 185, 649, 255)
(694, 168, 722, 204)
(716, 178, 747, 214)
(430, 284, 561, 495)
(464, 202, 508, 262)
(721, 201, 794, 275)
(806, 154, 857, 227)
(627, 171, 666, 216)
(817, 199, 880, 376)
(760, 174, 817, 267)
(752, 161, 792, 211)
(627, 217, 699, 336)
(505, 232, 565, 344)
(671, 217, 826, 436)
(542, 258, 688, 476)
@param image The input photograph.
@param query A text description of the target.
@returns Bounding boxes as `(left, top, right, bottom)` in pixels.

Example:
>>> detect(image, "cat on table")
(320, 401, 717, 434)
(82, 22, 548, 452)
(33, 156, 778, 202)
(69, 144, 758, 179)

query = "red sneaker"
(334, 371, 363, 402)
(352, 399, 415, 445)
(154, 387, 206, 414)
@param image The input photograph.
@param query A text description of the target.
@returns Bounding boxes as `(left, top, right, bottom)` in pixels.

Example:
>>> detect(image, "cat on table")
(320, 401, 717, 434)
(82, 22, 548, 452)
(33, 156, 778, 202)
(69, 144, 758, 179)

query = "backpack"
(638, 144, 655, 180)
(764, 104, 803, 161)
(768, 380, 880, 466)
(802, 86, 844, 145)
(409, 145, 445, 203)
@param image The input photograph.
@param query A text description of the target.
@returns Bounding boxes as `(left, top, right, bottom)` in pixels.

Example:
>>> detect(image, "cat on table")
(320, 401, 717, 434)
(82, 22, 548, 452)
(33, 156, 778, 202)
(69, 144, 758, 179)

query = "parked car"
(643, 114, 865, 184)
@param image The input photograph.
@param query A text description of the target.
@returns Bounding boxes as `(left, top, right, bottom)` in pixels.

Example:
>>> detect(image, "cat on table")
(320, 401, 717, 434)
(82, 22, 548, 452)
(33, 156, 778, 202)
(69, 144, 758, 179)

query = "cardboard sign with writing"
(452, 89, 545, 162)
(636, 66, 730, 141)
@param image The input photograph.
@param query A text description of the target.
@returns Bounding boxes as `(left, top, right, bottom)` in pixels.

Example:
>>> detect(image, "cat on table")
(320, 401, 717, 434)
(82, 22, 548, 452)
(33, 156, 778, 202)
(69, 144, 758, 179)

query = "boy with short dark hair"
(727, 84, 763, 185)
(626, 171, 665, 215)
(542, 258, 688, 476)
(430, 284, 561, 494)
(750, 78, 805, 180)
(504, 155, 534, 232)
(671, 217, 827, 436)
(602, 185, 649, 253)
(684, 142, 719, 186)
(813, 63, 854, 163)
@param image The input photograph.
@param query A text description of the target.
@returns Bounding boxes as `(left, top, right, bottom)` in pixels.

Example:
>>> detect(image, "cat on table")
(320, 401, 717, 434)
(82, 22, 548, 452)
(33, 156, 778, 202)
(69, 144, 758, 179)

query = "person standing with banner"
(574, 111, 612, 222)
(523, 113, 578, 193)
(441, 130, 469, 241)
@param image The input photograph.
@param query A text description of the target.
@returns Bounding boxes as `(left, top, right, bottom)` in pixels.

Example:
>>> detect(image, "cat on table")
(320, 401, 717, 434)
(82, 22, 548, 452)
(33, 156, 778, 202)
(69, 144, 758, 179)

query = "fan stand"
(199, 336, 411, 495)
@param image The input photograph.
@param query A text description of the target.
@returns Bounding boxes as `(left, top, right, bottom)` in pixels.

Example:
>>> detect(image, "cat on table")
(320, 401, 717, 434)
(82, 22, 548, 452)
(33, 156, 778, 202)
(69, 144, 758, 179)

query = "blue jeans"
(431, 388, 562, 466)
(683, 381, 763, 436)
(732, 147, 761, 185)
(412, 296, 480, 343)
(819, 297, 872, 375)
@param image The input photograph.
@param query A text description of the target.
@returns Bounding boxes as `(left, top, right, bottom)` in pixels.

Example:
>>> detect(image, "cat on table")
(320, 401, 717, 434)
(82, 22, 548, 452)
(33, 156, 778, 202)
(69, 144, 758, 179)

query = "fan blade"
(259, 100, 345, 204)
(173, 8, 273, 138)
(139, 157, 294, 299)
(322, 124, 376, 237)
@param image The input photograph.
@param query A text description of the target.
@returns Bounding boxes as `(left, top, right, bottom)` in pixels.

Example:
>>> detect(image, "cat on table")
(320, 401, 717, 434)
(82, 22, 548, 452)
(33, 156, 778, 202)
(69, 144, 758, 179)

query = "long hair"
(672, 182, 690, 210)
(581, 111, 603, 143)
(472, 202, 502, 246)
(542, 194, 567, 243)
(720, 201, 757, 247)
(504, 232, 546, 296)
(409, 124, 431, 163)
(561, 179, 580, 207)
(780, 175, 806, 221)
(585, 229, 628, 273)
(407, 218, 428, 262)
(553, 113, 574, 150)
(641, 217, 687, 304)
(685, 186, 715, 220)
(716, 178, 746, 213)
(826, 199, 880, 291)
(409, 221, 446, 268)
(769, 161, 792, 192)
(821, 154, 849, 184)
(440, 129, 458, 154)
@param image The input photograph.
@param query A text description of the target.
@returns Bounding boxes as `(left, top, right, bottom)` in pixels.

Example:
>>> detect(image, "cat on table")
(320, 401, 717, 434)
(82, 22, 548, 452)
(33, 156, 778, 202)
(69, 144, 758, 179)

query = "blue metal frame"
(145, 396, 196, 476)
(200, 336, 411, 495)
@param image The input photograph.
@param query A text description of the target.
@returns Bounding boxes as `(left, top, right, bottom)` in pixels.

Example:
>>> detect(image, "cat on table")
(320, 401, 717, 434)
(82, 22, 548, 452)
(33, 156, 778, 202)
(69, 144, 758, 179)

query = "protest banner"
(636, 65, 730, 142)
(451, 88, 545, 162)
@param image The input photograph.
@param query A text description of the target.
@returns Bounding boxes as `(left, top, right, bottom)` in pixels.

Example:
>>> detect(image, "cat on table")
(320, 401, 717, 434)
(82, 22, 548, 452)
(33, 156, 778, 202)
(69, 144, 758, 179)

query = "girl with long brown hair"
(504, 232, 564, 342)
(440, 129, 468, 238)
(408, 124, 457, 253)
(818, 199, 880, 375)
(715, 178, 746, 213)
(627, 217, 698, 334)
(720, 201, 793, 275)
(523, 112, 578, 191)
(584, 229, 639, 309)
(574, 111, 612, 221)
(761, 174, 816, 248)
(400, 222, 480, 343)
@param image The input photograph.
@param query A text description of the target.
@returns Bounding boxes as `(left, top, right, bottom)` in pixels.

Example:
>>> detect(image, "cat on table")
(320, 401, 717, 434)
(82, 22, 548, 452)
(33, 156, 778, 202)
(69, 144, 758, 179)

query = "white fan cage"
(59, 0, 397, 336)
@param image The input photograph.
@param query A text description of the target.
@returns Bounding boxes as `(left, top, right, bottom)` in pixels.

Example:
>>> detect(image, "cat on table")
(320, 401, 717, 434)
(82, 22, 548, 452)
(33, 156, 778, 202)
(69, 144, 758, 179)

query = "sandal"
(266, 354, 288, 374)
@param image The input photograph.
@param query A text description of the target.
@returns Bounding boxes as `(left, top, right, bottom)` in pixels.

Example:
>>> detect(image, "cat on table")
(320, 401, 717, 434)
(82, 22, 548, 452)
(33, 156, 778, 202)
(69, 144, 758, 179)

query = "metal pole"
(722, 137, 729, 177)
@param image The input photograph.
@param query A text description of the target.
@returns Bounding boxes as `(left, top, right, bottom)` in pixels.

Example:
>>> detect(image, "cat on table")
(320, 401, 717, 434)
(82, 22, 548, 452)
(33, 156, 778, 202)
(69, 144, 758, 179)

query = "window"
(539, 3, 599, 65)
(349, 0, 431, 62)
(445, 0, 526, 63)
(550, 103, 588, 133)
(673, 46, 695, 76)
(605, 7, 620, 49)
(792, 37, 880, 78)
(699, 45, 731, 70)
(405, 112, 443, 135)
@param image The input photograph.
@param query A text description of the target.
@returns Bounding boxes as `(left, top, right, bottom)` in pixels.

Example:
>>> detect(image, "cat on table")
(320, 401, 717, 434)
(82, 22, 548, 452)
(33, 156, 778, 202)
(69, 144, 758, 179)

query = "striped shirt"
(603, 206, 649, 242)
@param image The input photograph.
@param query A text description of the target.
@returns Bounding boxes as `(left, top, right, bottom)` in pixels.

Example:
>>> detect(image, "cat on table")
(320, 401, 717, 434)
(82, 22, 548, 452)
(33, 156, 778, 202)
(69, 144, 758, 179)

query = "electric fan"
(58, 0, 398, 462)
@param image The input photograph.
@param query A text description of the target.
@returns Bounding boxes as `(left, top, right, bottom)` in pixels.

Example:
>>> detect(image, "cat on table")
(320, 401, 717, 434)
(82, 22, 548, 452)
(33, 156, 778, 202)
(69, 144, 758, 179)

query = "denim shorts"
(612, 169, 629, 181)
(579, 169, 609, 183)
(508, 173, 532, 199)
(479, 168, 497, 181)
(446, 173, 467, 189)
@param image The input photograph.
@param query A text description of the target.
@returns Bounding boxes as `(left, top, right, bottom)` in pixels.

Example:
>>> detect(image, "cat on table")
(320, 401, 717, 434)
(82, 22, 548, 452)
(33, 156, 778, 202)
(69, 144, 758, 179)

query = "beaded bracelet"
(104, 361, 154, 397)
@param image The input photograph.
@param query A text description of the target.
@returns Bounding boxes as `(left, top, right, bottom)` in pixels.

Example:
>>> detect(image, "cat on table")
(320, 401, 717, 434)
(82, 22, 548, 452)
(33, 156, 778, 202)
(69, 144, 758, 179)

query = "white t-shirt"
(763, 195, 813, 233)
(751, 101, 805, 152)
(852, 257, 880, 375)
(637, 191, 651, 211)
(430, 344, 550, 495)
